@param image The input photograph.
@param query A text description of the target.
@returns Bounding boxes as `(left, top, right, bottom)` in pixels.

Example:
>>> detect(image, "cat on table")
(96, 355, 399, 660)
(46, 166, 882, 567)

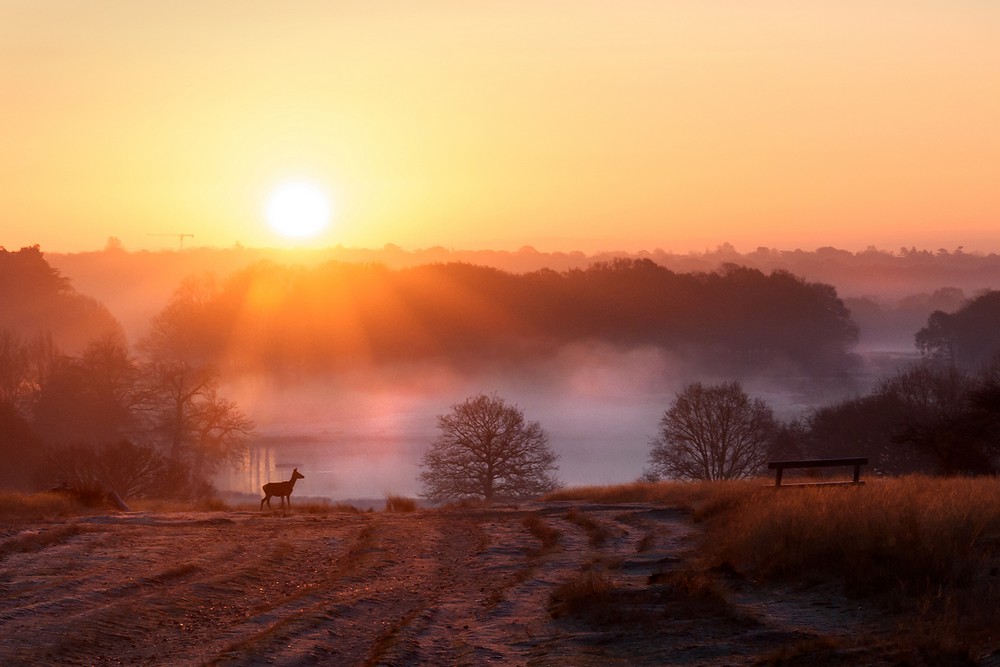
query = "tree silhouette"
(647, 382, 777, 481)
(32, 334, 140, 446)
(0, 246, 122, 353)
(139, 277, 254, 482)
(0, 399, 42, 490)
(883, 363, 992, 475)
(916, 291, 1000, 370)
(419, 393, 560, 502)
(800, 361, 1000, 476)
(143, 259, 859, 376)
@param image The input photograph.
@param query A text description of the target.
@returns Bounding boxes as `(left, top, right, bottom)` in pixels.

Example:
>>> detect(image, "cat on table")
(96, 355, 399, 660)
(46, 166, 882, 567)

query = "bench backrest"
(767, 457, 868, 469)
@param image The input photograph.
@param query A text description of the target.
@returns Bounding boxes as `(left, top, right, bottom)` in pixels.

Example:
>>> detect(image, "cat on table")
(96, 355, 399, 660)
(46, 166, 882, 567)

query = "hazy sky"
(3, 1, 999, 254)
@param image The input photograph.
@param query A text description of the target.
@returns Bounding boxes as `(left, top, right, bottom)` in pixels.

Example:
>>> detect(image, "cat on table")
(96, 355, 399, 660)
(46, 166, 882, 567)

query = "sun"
(265, 181, 333, 239)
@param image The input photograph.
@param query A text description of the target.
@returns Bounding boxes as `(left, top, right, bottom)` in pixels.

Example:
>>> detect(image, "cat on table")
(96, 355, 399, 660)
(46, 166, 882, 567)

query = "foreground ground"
(0, 501, 991, 666)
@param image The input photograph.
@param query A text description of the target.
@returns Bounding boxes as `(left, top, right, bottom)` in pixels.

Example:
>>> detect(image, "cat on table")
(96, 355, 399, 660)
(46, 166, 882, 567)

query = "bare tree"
(45, 440, 169, 500)
(0, 330, 59, 411)
(419, 393, 560, 502)
(137, 276, 254, 481)
(32, 333, 140, 446)
(916, 291, 1000, 370)
(647, 382, 777, 481)
(136, 359, 254, 480)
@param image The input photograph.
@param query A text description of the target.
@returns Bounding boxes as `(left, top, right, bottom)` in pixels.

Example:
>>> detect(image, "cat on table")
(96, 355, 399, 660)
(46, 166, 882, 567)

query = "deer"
(260, 468, 305, 510)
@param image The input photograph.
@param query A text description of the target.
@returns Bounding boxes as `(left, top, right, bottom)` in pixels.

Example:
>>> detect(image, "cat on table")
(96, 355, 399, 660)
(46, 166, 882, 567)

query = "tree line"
(644, 289, 1000, 482)
(455, 289, 1000, 492)
(421, 349, 1000, 502)
(0, 248, 253, 499)
(0, 245, 121, 353)
(153, 258, 859, 376)
(6, 244, 999, 503)
(0, 326, 254, 499)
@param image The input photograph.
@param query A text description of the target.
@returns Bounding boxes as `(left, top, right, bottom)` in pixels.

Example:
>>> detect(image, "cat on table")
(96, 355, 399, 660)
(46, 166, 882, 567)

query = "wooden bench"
(767, 457, 868, 487)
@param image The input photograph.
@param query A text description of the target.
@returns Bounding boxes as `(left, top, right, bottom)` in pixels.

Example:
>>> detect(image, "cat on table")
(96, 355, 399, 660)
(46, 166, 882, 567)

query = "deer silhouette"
(260, 468, 305, 510)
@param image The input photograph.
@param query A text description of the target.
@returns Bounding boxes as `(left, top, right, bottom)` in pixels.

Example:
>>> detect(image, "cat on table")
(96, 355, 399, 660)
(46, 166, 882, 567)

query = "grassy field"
(4, 476, 999, 662)
(548, 475, 1000, 657)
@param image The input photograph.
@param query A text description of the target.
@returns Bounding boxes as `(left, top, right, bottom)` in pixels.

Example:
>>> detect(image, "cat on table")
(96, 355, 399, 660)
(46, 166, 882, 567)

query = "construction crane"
(148, 233, 194, 250)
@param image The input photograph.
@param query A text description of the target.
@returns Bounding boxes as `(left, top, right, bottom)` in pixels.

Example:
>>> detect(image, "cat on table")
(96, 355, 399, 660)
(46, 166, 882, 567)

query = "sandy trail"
(1, 502, 896, 666)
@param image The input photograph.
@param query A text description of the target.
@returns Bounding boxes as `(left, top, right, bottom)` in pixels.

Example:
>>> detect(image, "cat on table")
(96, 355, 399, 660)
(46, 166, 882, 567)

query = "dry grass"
(523, 512, 561, 551)
(565, 508, 614, 546)
(128, 497, 230, 512)
(701, 477, 1000, 658)
(0, 491, 99, 520)
(548, 564, 615, 618)
(652, 566, 744, 620)
(548, 477, 1000, 599)
(550, 476, 1000, 655)
(546, 481, 697, 505)
(252, 498, 363, 514)
(699, 477, 1000, 600)
(753, 637, 846, 666)
(636, 531, 657, 552)
(0, 523, 95, 559)
(544, 479, 760, 518)
(384, 495, 418, 512)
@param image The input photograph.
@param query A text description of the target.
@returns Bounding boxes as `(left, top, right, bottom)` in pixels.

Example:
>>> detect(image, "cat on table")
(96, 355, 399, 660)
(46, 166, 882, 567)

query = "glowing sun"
(265, 181, 332, 239)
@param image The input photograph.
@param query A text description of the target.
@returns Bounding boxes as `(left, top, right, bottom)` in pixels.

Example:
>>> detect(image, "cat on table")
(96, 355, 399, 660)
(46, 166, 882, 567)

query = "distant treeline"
(152, 258, 859, 375)
(0, 247, 252, 496)
(0, 246, 121, 353)
(49, 242, 1000, 347)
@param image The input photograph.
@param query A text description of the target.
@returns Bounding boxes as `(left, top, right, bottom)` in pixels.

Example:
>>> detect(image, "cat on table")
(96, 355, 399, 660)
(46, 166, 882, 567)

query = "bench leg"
(853, 465, 860, 484)
(775, 468, 783, 487)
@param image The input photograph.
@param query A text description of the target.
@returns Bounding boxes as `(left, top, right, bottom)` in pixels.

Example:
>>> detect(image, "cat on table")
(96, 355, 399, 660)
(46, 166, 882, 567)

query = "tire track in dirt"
(213, 511, 482, 666)
(0, 503, 906, 666)
(0, 512, 371, 665)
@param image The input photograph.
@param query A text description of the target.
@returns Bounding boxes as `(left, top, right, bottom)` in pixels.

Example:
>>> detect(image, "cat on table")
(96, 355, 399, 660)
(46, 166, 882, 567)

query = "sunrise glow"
(2, 3, 999, 253)
(265, 182, 333, 240)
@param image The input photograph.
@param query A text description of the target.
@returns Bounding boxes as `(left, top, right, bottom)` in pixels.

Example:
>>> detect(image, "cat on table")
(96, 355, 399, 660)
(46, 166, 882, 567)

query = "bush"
(699, 477, 1000, 600)
(523, 513, 561, 551)
(43, 441, 215, 502)
(384, 495, 417, 512)
(548, 566, 615, 618)
(0, 491, 90, 520)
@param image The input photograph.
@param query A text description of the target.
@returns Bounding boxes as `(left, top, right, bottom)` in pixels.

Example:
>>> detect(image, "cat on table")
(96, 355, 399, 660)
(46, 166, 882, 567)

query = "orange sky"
(2, 1, 999, 254)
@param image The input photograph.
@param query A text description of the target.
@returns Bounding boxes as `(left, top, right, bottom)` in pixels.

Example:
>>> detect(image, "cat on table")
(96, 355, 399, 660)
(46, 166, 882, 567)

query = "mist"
(218, 342, 862, 500)
(19, 242, 998, 500)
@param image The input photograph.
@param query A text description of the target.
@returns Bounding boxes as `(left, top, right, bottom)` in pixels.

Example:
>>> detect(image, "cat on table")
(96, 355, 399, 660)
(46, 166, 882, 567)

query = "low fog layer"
(51, 243, 1000, 352)
(223, 345, 859, 499)
(9, 243, 992, 500)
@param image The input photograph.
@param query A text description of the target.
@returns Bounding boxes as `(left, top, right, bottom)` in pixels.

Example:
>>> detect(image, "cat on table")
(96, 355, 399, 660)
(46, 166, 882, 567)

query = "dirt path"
(0, 503, 901, 666)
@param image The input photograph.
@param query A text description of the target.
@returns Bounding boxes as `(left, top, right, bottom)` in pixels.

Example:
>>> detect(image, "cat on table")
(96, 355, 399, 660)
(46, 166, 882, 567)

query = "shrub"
(565, 508, 613, 546)
(42, 440, 216, 502)
(548, 565, 615, 618)
(700, 476, 1000, 600)
(0, 491, 89, 521)
(523, 513, 561, 551)
(384, 495, 417, 512)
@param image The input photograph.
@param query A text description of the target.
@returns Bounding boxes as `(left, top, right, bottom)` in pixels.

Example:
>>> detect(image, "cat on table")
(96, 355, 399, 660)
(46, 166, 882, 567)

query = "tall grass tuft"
(548, 565, 615, 618)
(543, 479, 761, 517)
(699, 476, 1000, 600)
(523, 512, 561, 551)
(565, 508, 613, 546)
(0, 491, 93, 520)
(546, 481, 693, 505)
(548, 476, 1000, 653)
(384, 495, 418, 512)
